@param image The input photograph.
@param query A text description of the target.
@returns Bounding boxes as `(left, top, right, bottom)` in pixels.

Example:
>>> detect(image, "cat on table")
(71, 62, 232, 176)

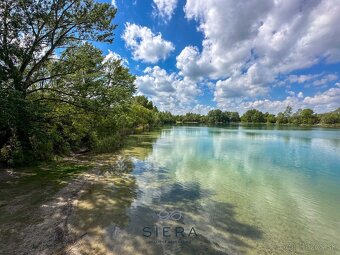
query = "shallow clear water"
(71, 126, 340, 255)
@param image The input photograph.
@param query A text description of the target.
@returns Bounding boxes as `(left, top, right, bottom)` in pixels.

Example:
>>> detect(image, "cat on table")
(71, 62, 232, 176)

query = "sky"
(97, 0, 340, 114)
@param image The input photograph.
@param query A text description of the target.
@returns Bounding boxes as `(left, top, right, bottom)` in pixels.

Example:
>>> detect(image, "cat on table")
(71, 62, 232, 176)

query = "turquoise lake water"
(72, 126, 340, 254)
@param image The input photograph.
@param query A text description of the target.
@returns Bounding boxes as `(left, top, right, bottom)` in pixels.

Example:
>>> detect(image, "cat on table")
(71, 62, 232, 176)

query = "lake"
(70, 126, 340, 255)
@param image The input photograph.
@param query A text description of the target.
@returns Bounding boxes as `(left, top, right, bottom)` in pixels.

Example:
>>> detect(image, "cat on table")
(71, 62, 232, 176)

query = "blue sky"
(97, 0, 340, 114)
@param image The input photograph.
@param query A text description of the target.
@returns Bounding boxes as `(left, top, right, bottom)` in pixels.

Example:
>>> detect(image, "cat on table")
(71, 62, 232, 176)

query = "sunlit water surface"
(71, 126, 340, 255)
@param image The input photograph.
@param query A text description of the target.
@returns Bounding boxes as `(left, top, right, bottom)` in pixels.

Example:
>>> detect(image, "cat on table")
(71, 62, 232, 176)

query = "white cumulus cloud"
(135, 66, 203, 114)
(217, 87, 340, 114)
(297, 92, 304, 98)
(179, 0, 340, 109)
(153, 0, 178, 23)
(303, 87, 340, 112)
(288, 74, 320, 84)
(312, 74, 338, 86)
(122, 23, 174, 63)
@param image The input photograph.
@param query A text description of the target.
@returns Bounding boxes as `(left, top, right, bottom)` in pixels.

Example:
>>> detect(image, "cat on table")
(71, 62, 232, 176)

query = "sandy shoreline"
(0, 165, 99, 255)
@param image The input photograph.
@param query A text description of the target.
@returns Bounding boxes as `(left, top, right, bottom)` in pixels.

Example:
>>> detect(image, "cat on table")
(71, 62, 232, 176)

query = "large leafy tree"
(320, 108, 340, 124)
(134, 95, 156, 111)
(0, 0, 117, 163)
(241, 109, 265, 123)
(299, 109, 318, 124)
(207, 109, 229, 124)
(40, 44, 135, 153)
(41, 43, 135, 114)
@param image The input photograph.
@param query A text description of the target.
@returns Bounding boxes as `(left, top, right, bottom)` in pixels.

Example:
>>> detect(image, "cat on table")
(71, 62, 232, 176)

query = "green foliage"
(276, 106, 293, 124)
(0, 0, 134, 165)
(298, 109, 319, 124)
(285, 108, 318, 125)
(227, 112, 241, 122)
(276, 112, 288, 124)
(207, 110, 229, 123)
(319, 108, 340, 124)
(134, 96, 156, 110)
(241, 109, 265, 123)
(158, 111, 176, 124)
(94, 134, 123, 153)
(179, 113, 202, 123)
(264, 112, 276, 123)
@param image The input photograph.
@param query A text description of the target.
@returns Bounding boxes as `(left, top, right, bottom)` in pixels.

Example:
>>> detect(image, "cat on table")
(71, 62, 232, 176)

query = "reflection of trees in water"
(123, 132, 161, 160)
(326, 138, 340, 148)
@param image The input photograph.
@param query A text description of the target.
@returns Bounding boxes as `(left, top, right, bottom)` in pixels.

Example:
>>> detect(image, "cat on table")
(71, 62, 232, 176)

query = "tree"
(320, 108, 340, 124)
(264, 112, 276, 123)
(0, 0, 117, 164)
(207, 109, 228, 123)
(299, 109, 318, 124)
(134, 96, 155, 110)
(159, 111, 175, 124)
(284, 106, 293, 118)
(228, 112, 241, 122)
(241, 109, 265, 123)
(276, 112, 287, 124)
(52, 43, 136, 142)
(276, 106, 292, 124)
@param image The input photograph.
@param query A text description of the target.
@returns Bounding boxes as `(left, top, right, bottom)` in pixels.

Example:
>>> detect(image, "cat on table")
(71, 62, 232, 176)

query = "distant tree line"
(240, 106, 340, 125)
(157, 106, 340, 126)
